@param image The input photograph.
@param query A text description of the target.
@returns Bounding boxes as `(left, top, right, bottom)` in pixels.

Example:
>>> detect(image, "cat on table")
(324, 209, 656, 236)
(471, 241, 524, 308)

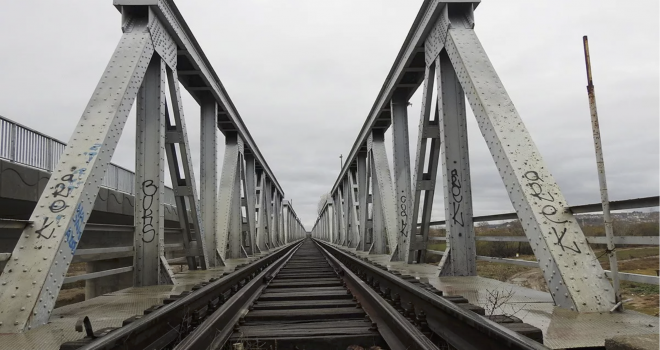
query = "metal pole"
(583, 35, 621, 308)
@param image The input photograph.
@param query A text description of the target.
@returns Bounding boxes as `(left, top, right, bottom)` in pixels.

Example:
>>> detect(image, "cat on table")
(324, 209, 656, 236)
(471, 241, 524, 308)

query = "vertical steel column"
(342, 177, 351, 246)
(437, 52, 476, 276)
(408, 62, 441, 264)
(332, 192, 341, 244)
(264, 181, 274, 247)
(0, 18, 155, 332)
(164, 67, 209, 270)
(390, 95, 413, 262)
(357, 152, 368, 251)
(200, 96, 218, 266)
(238, 156, 251, 256)
(134, 56, 171, 286)
(348, 170, 360, 248)
(216, 133, 242, 261)
(337, 184, 347, 246)
(282, 201, 290, 244)
(327, 202, 335, 243)
(369, 130, 397, 254)
(443, 12, 614, 311)
(255, 171, 268, 252)
(271, 192, 280, 246)
(244, 154, 258, 255)
(228, 153, 244, 258)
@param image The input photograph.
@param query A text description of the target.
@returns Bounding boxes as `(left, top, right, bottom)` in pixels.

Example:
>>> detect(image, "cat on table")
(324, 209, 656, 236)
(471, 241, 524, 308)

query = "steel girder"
(0, 1, 305, 333)
(200, 96, 219, 266)
(356, 153, 368, 251)
(164, 67, 209, 271)
(390, 96, 413, 262)
(134, 56, 175, 286)
(0, 15, 156, 333)
(347, 170, 361, 248)
(244, 154, 258, 255)
(436, 52, 476, 276)
(316, 0, 615, 312)
(440, 10, 613, 310)
(255, 171, 269, 252)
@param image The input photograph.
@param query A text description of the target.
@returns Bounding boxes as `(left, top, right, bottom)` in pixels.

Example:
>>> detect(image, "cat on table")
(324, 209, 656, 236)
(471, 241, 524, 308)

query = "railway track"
(63, 238, 547, 350)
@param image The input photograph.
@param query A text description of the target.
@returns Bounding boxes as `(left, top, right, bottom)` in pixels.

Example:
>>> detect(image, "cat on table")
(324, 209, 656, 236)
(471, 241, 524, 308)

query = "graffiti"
(450, 169, 464, 227)
(83, 143, 102, 164)
(64, 203, 85, 253)
(49, 200, 68, 213)
(541, 205, 568, 224)
(523, 171, 577, 252)
(140, 180, 158, 243)
(550, 227, 582, 254)
(35, 216, 55, 239)
(399, 194, 408, 238)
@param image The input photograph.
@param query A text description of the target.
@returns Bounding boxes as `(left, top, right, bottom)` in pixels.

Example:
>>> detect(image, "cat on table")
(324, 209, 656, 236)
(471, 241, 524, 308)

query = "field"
(473, 247, 659, 316)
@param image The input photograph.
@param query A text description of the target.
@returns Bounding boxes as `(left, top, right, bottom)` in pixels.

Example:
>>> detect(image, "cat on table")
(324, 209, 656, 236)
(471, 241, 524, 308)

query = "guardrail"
(424, 196, 659, 285)
(0, 115, 176, 205)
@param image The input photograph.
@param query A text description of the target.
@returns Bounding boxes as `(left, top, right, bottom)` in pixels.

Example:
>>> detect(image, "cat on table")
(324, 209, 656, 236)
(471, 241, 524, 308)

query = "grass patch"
(476, 261, 532, 282)
(595, 247, 659, 262)
(427, 243, 446, 251)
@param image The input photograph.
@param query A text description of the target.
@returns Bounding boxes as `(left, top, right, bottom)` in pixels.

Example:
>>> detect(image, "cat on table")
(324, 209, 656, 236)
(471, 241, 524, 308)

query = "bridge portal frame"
(0, 0, 301, 333)
(312, 0, 616, 312)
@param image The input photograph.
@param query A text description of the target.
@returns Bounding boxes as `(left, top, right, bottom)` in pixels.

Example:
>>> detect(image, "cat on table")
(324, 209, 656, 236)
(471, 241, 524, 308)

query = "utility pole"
(583, 35, 621, 310)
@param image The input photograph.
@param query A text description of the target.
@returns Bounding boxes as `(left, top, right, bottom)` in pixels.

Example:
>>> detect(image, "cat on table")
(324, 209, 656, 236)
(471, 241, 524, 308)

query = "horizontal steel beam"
(63, 266, 133, 284)
(428, 236, 660, 245)
(421, 196, 659, 227)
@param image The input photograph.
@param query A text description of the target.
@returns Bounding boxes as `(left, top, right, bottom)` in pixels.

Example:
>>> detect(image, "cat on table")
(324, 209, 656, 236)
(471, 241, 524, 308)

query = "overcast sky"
(0, 0, 657, 230)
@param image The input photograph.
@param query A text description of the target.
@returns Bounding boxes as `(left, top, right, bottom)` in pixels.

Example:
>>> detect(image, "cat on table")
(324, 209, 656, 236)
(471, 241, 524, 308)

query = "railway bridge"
(0, 1, 658, 349)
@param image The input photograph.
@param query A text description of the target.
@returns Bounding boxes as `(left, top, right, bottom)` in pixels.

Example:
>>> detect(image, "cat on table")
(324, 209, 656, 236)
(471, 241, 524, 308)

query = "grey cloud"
(0, 0, 657, 230)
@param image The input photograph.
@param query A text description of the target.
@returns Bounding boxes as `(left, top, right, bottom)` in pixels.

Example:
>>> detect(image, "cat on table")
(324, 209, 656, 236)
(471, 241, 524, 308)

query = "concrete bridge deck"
(0, 247, 292, 350)
(329, 244, 659, 349)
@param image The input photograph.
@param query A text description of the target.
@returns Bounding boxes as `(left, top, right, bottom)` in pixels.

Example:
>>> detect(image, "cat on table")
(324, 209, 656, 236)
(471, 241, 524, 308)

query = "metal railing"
(424, 196, 660, 285)
(0, 115, 176, 205)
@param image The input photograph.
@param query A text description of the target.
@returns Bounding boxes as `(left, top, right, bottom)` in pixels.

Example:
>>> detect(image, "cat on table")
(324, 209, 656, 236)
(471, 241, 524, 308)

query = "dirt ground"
(476, 249, 659, 316)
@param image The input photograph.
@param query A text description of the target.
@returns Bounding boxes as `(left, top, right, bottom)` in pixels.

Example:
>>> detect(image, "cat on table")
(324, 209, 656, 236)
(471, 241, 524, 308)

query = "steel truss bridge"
(0, 1, 657, 349)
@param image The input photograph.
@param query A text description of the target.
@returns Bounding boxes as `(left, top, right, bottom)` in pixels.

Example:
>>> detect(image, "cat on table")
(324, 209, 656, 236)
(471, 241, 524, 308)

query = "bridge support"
(164, 67, 209, 271)
(312, 0, 617, 312)
(347, 171, 360, 248)
(368, 131, 397, 254)
(390, 95, 413, 262)
(356, 152, 368, 251)
(422, 3, 613, 311)
(437, 51, 476, 276)
(200, 97, 219, 267)
(0, 14, 158, 332)
(217, 133, 244, 260)
(408, 64, 441, 264)
(134, 56, 174, 286)
(244, 154, 258, 255)
(255, 171, 269, 251)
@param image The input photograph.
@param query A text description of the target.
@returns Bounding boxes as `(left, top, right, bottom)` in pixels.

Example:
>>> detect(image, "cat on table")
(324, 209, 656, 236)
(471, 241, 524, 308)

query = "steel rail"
(173, 241, 303, 350)
(77, 241, 301, 350)
(316, 243, 439, 350)
(315, 239, 548, 350)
